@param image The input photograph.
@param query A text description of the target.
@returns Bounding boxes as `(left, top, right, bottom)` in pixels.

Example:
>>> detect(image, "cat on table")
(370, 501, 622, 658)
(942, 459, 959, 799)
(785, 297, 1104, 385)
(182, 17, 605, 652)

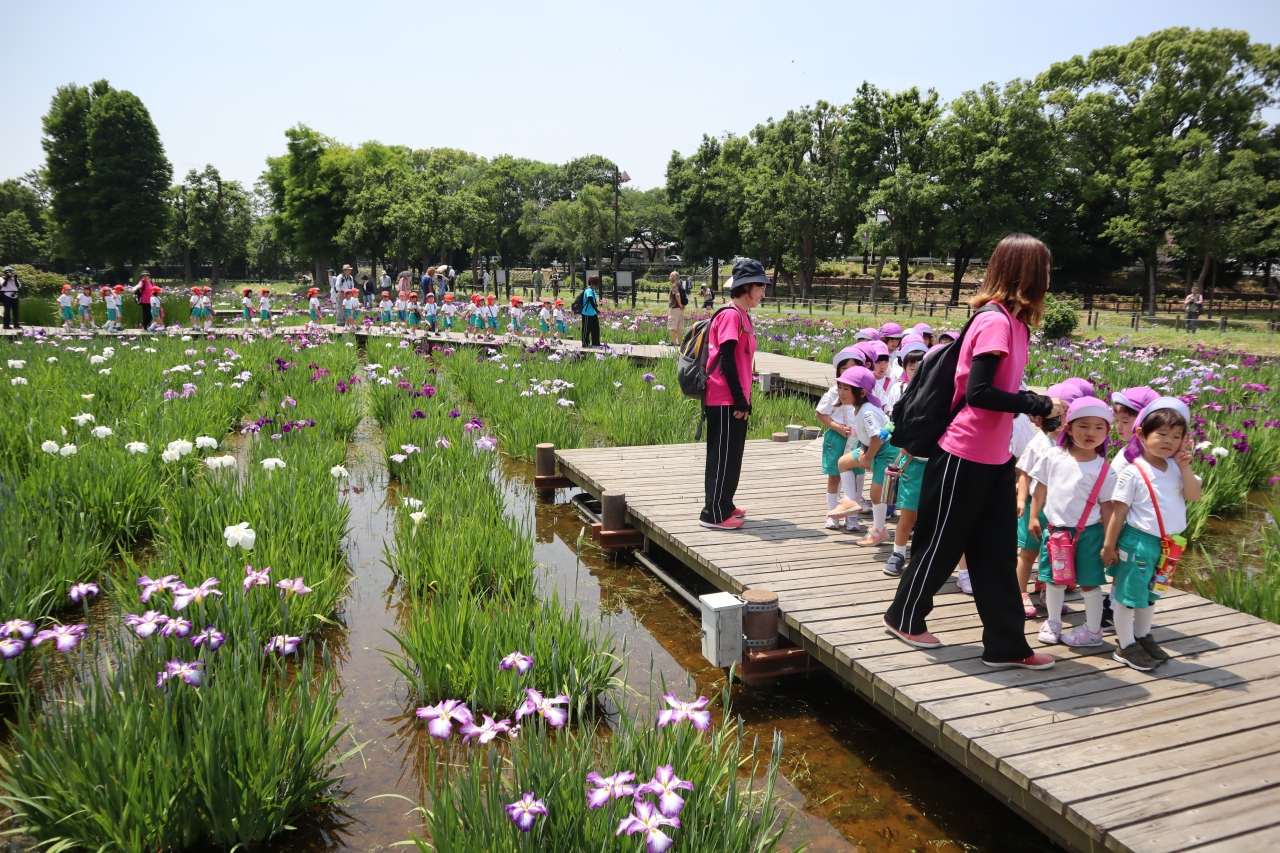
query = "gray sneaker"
(1137, 634, 1171, 662)
(883, 552, 906, 577)
(1113, 642, 1159, 672)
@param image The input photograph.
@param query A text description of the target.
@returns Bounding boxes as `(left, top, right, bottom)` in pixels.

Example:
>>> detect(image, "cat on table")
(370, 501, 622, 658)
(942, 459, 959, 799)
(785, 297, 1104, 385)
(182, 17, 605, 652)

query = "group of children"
(460, 295, 567, 341)
(817, 321, 1199, 673)
(58, 284, 132, 332)
(239, 288, 274, 330)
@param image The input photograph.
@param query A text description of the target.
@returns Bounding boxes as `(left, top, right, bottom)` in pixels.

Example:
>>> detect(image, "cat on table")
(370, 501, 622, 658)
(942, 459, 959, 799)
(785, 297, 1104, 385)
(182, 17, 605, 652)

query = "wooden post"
(771, 431, 789, 442)
(742, 588, 780, 686)
(536, 443, 555, 478)
(601, 491, 626, 533)
(1219, 316, 1228, 333)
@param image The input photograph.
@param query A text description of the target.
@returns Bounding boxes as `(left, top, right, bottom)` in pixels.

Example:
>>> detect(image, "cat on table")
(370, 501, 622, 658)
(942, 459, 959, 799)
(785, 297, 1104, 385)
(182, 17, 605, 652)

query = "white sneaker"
(825, 517, 841, 530)
(844, 516, 861, 532)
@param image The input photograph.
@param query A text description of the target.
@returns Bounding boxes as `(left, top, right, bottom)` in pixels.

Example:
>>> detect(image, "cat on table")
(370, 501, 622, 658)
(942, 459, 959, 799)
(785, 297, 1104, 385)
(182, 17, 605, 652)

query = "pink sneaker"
(957, 570, 973, 595)
(1037, 620, 1062, 645)
(699, 516, 744, 530)
(1021, 593, 1038, 619)
(731, 507, 746, 518)
(982, 653, 1055, 670)
(856, 528, 887, 547)
(1061, 625, 1104, 647)
(883, 618, 942, 649)
(827, 498, 862, 519)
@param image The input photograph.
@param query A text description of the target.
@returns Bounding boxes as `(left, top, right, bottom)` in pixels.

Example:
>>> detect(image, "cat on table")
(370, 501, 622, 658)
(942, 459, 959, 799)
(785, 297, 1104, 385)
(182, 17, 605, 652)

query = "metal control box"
(699, 592, 744, 668)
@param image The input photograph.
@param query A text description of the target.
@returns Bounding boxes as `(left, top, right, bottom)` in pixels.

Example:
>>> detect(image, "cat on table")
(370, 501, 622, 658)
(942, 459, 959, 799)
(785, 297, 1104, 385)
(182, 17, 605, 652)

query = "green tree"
(41, 81, 110, 263)
(620, 186, 677, 262)
(84, 88, 172, 268)
(341, 142, 412, 279)
(666, 135, 744, 290)
(165, 180, 196, 282)
(0, 179, 46, 264)
(264, 125, 353, 286)
(187, 166, 252, 284)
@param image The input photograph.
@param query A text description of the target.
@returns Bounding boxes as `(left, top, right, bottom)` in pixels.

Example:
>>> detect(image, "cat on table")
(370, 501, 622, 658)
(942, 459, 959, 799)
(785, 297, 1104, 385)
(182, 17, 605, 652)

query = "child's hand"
(1177, 436, 1194, 468)
(837, 424, 851, 438)
(1028, 518, 1042, 540)
(1017, 501, 1025, 519)
(1101, 544, 1118, 566)
(857, 453, 871, 471)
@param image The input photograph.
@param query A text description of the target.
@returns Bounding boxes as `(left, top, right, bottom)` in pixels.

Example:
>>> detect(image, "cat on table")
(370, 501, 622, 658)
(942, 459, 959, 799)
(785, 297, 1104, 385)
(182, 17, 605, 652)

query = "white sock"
(893, 543, 906, 556)
(872, 504, 887, 531)
(1045, 584, 1066, 623)
(854, 473, 865, 501)
(1134, 606, 1154, 639)
(840, 471, 858, 502)
(1113, 602, 1136, 648)
(827, 493, 839, 511)
(1081, 587, 1104, 633)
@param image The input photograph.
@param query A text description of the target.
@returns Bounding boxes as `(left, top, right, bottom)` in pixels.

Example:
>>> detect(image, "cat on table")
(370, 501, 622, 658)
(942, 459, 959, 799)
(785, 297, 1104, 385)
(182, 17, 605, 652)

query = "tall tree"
(41, 81, 111, 263)
(621, 186, 677, 262)
(165, 180, 196, 282)
(264, 125, 352, 287)
(666, 135, 744, 290)
(341, 142, 411, 279)
(84, 88, 171, 268)
(187, 166, 252, 285)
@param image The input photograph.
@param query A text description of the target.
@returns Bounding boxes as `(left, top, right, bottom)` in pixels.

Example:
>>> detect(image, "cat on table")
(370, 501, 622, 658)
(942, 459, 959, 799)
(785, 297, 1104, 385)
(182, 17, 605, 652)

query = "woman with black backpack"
(882, 234, 1065, 669)
(579, 275, 601, 347)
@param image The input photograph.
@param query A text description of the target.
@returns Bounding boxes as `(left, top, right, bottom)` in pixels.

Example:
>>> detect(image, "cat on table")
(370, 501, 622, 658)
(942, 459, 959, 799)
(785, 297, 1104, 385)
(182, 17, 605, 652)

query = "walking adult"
(0, 267, 20, 330)
(361, 274, 376, 309)
(379, 268, 392, 296)
(883, 233, 1066, 669)
(699, 258, 768, 531)
(327, 268, 338, 302)
(397, 271, 412, 299)
(1184, 286, 1204, 334)
(700, 284, 714, 309)
(132, 270, 156, 330)
(580, 274, 601, 347)
(334, 265, 356, 325)
(667, 270, 688, 345)
(422, 267, 436, 297)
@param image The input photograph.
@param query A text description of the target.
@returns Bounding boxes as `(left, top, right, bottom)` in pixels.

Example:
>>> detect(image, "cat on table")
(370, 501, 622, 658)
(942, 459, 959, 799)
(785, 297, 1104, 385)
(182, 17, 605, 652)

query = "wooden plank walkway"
(554, 439, 1280, 853)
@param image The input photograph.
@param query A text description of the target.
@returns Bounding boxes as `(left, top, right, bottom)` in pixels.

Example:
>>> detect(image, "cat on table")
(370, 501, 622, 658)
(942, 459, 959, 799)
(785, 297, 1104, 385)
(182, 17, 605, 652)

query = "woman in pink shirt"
(699, 259, 768, 530)
(883, 234, 1066, 669)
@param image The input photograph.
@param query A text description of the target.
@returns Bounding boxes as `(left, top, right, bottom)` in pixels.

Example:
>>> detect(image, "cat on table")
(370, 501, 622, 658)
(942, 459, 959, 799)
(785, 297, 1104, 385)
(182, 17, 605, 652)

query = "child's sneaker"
(1021, 593, 1038, 619)
(1101, 599, 1115, 634)
(827, 498, 862, 519)
(1137, 634, 1171, 662)
(844, 516, 861, 533)
(1061, 625, 1104, 647)
(856, 528, 886, 547)
(1113, 642, 1159, 672)
(1037, 620, 1062, 644)
(957, 570, 973, 595)
(825, 517, 841, 530)
(883, 551, 906, 577)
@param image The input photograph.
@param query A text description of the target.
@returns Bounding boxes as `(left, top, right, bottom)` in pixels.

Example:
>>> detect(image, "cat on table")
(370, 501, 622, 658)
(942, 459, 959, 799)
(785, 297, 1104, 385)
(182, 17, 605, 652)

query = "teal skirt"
(1038, 521, 1106, 587)
(1107, 524, 1163, 608)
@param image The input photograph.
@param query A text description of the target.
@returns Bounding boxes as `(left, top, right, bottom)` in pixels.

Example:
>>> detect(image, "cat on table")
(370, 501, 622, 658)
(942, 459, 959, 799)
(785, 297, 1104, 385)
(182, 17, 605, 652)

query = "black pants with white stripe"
(700, 405, 748, 524)
(884, 450, 1032, 663)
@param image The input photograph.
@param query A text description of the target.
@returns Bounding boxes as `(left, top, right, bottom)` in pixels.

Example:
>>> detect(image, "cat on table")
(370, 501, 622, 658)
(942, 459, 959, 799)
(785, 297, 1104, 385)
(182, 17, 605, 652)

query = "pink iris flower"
(514, 688, 570, 729)
(159, 618, 193, 639)
(1, 637, 24, 659)
(474, 435, 498, 452)
(499, 651, 534, 675)
(416, 699, 474, 739)
(276, 577, 313, 597)
(435, 436, 451, 449)
(459, 714, 517, 745)
(616, 800, 680, 853)
(264, 635, 301, 656)
(157, 659, 204, 689)
(656, 692, 711, 730)
(504, 792, 548, 832)
(190, 626, 226, 650)
(137, 574, 179, 603)
(637, 765, 696, 818)
(68, 582, 99, 602)
(172, 578, 222, 610)
(32, 623, 87, 652)
(243, 564, 272, 592)
(1, 619, 35, 640)
(126, 610, 170, 638)
(586, 771, 636, 809)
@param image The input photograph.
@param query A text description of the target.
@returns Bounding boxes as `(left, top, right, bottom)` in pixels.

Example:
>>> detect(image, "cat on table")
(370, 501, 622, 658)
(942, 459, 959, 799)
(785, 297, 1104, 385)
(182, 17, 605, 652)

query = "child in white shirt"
(818, 347, 866, 531)
(307, 289, 321, 328)
(1029, 397, 1117, 648)
(200, 288, 213, 331)
(394, 295, 409, 328)
(58, 285, 74, 330)
(78, 287, 95, 329)
(241, 288, 255, 328)
(378, 292, 393, 325)
(1102, 398, 1200, 671)
(553, 299, 566, 339)
(834, 366, 893, 546)
(259, 289, 272, 330)
(441, 294, 457, 336)
(423, 293, 438, 333)
(539, 300, 552, 336)
(344, 291, 360, 328)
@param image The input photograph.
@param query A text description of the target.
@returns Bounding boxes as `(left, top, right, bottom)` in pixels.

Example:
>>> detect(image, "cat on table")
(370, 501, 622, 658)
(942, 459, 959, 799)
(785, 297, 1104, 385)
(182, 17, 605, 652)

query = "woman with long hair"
(883, 233, 1066, 669)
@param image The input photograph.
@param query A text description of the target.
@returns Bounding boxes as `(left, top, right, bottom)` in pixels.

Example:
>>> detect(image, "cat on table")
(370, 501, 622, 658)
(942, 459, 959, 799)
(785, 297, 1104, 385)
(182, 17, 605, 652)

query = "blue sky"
(2, 0, 1277, 192)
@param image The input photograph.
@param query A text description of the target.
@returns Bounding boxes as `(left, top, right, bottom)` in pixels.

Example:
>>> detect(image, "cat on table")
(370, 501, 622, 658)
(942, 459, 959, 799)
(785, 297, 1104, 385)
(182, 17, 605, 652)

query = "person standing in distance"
(0, 267, 20, 330)
(883, 233, 1066, 669)
(580, 274, 601, 347)
(1184, 285, 1203, 334)
(667, 270, 688, 345)
(699, 259, 768, 531)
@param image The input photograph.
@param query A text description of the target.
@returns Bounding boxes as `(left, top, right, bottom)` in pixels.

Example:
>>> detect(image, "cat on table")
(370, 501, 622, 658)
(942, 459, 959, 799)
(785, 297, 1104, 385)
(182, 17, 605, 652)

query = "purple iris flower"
(159, 618, 193, 639)
(416, 699, 474, 739)
(1, 619, 36, 640)
(281, 396, 297, 409)
(137, 574, 179, 603)
(190, 626, 226, 650)
(276, 577, 312, 597)
(32, 624, 87, 652)
(172, 578, 222, 610)
(586, 770, 636, 809)
(243, 564, 272, 592)
(459, 714, 517, 745)
(435, 436, 451, 449)
(499, 651, 534, 675)
(616, 801, 680, 853)
(157, 659, 205, 689)
(410, 408, 426, 419)
(474, 435, 498, 452)
(656, 692, 711, 730)
(68, 582, 99, 602)
(126, 611, 170, 638)
(447, 409, 461, 418)
(514, 688, 569, 728)
(463, 418, 483, 433)
(264, 635, 301, 656)
(642, 372, 655, 382)
(1, 637, 24, 659)
(637, 765, 696, 818)
(504, 792, 548, 832)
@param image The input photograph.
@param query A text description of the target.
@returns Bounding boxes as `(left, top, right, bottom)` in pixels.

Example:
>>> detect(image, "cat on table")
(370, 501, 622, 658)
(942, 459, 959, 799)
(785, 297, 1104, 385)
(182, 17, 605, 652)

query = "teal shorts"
(821, 428, 847, 476)
(556, 320, 567, 334)
(61, 306, 74, 320)
(1107, 524, 1163, 609)
(261, 309, 270, 321)
(310, 309, 319, 322)
(892, 453, 927, 512)
(540, 320, 550, 333)
(443, 316, 454, 328)
(870, 441, 895, 486)
(243, 307, 251, 320)
(1018, 497, 1048, 551)
(1038, 521, 1107, 587)
(106, 308, 117, 321)
(488, 317, 499, 330)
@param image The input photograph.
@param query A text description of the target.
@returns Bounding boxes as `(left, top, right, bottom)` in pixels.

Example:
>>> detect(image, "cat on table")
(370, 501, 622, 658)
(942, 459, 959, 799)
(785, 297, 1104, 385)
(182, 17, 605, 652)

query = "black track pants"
(883, 450, 1032, 663)
(700, 405, 748, 524)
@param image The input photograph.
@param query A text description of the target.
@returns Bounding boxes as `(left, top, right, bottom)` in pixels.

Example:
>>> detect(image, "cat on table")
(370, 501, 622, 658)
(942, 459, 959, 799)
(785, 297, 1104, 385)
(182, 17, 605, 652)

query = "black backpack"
(890, 303, 1009, 458)
(570, 291, 584, 314)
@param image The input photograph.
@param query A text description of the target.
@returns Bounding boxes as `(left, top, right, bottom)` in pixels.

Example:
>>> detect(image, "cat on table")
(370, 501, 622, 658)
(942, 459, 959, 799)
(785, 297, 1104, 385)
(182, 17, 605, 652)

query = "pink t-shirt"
(705, 306, 756, 407)
(937, 302, 1028, 465)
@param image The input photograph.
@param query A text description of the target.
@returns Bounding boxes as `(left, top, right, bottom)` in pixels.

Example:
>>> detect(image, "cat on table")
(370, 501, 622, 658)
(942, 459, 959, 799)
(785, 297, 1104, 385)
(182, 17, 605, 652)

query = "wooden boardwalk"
(554, 439, 1280, 853)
